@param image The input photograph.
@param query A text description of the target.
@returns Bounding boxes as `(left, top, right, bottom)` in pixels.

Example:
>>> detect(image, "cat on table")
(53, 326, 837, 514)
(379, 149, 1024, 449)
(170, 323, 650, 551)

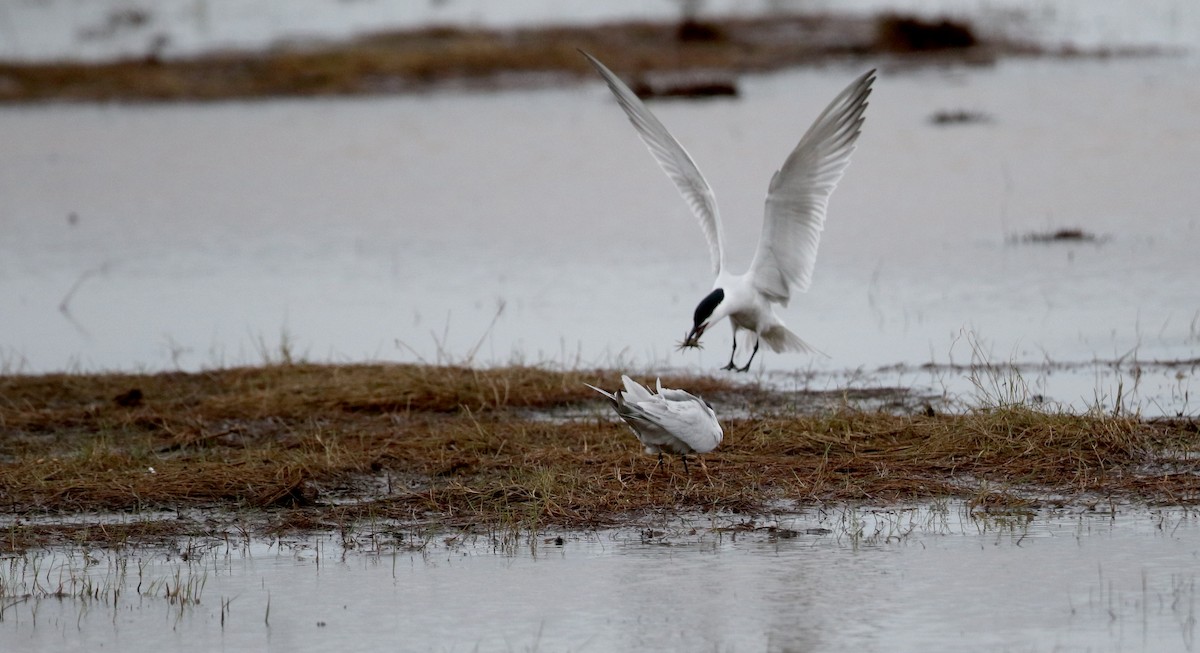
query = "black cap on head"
(692, 288, 724, 328)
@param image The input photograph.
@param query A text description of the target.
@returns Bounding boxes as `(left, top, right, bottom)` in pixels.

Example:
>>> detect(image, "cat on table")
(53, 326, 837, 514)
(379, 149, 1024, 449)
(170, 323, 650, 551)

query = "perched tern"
(586, 375, 722, 473)
(582, 52, 874, 371)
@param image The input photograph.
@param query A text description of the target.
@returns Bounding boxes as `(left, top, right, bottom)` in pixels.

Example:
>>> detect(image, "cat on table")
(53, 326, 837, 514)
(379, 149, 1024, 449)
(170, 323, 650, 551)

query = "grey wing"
(581, 51, 725, 276)
(620, 375, 656, 403)
(615, 397, 679, 450)
(639, 397, 723, 454)
(680, 400, 723, 454)
(749, 69, 875, 306)
(657, 386, 698, 403)
(587, 382, 649, 438)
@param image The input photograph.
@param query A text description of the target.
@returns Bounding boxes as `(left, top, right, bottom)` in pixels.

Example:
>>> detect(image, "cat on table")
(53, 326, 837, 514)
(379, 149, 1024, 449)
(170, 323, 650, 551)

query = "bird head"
(680, 288, 725, 349)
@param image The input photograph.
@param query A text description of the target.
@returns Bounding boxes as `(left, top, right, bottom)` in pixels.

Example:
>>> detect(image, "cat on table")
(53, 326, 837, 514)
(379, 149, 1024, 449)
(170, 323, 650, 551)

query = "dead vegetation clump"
(1017, 228, 1101, 243)
(875, 15, 979, 53)
(1, 364, 1197, 549)
(929, 109, 991, 125)
(0, 12, 1010, 103)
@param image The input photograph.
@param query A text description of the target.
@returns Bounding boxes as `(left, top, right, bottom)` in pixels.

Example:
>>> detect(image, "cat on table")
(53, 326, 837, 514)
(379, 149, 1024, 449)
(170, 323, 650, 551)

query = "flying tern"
(586, 375, 722, 473)
(582, 52, 874, 371)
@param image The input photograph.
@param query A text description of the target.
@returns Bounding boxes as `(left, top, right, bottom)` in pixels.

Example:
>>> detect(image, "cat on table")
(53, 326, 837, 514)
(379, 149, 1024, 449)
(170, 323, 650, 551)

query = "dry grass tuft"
(2, 363, 1197, 549)
(0, 13, 1016, 103)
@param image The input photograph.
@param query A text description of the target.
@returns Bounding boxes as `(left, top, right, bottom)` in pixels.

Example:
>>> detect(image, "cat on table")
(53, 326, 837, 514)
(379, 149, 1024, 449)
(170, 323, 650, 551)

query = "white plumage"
(582, 52, 874, 371)
(586, 375, 722, 470)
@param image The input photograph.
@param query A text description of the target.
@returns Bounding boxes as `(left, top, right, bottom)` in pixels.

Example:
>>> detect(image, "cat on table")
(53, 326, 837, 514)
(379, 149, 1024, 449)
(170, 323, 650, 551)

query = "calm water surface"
(2, 57, 1197, 412)
(1, 506, 1197, 652)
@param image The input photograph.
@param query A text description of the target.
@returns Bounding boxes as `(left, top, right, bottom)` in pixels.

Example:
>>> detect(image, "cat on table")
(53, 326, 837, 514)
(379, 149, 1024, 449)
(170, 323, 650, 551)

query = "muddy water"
(1, 506, 1197, 652)
(2, 57, 1198, 413)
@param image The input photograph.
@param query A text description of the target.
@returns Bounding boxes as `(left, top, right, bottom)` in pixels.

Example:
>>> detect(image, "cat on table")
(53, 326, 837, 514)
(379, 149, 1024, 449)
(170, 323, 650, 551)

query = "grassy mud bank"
(0, 13, 1072, 103)
(1, 363, 1197, 550)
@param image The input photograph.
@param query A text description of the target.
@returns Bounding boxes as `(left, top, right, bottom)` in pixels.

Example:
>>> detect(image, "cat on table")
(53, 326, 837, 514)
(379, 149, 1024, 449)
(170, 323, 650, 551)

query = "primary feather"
(751, 68, 874, 305)
(581, 51, 725, 276)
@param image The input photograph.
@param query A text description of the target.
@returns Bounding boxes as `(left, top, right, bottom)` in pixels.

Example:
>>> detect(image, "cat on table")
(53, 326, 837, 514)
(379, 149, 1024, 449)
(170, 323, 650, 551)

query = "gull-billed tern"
(586, 375, 722, 473)
(582, 52, 874, 372)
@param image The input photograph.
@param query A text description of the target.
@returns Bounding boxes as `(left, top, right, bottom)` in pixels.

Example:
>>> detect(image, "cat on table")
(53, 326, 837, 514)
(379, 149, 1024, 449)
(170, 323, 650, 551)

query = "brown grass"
(0, 13, 1003, 103)
(2, 363, 1197, 550)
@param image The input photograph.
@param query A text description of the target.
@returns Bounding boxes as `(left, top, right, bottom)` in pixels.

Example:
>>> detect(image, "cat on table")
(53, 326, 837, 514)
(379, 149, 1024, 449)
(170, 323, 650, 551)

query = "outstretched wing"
(581, 51, 725, 276)
(749, 69, 875, 306)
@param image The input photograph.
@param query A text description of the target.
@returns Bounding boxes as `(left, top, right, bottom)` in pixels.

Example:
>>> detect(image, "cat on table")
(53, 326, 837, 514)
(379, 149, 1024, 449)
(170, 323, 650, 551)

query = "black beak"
(684, 323, 707, 347)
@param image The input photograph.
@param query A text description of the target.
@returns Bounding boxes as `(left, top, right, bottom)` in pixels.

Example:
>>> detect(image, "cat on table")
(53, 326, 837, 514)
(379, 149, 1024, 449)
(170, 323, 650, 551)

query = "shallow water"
(2, 56, 1197, 413)
(1, 506, 1197, 652)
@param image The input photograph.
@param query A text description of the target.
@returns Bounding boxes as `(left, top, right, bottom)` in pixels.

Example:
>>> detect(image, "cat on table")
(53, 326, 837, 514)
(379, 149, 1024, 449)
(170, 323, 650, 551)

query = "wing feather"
(634, 402, 695, 451)
(620, 375, 654, 403)
(750, 69, 875, 305)
(635, 389, 722, 454)
(581, 51, 725, 276)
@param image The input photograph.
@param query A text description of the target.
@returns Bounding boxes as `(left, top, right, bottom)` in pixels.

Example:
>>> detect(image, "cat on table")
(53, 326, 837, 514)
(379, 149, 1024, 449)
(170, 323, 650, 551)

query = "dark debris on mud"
(1017, 228, 1102, 244)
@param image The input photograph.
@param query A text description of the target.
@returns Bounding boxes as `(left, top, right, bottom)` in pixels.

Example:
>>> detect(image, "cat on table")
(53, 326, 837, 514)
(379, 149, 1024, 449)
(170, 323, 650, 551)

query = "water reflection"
(1, 506, 1197, 652)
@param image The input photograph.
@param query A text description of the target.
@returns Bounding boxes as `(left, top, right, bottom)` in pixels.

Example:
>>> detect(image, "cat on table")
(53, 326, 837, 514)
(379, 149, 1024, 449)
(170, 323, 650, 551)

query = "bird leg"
(735, 339, 760, 373)
(721, 335, 739, 371)
(681, 454, 690, 475)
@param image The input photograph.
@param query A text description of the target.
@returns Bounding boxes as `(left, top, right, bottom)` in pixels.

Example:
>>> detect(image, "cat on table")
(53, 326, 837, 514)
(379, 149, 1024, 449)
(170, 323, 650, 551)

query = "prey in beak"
(678, 288, 723, 352)
(676, 324, 706, 351)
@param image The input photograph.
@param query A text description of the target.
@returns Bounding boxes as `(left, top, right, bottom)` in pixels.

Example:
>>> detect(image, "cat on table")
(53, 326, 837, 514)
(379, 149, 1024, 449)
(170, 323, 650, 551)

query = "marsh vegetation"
(2, 363, 1196, 551)
(0, 13, 1006, 102)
